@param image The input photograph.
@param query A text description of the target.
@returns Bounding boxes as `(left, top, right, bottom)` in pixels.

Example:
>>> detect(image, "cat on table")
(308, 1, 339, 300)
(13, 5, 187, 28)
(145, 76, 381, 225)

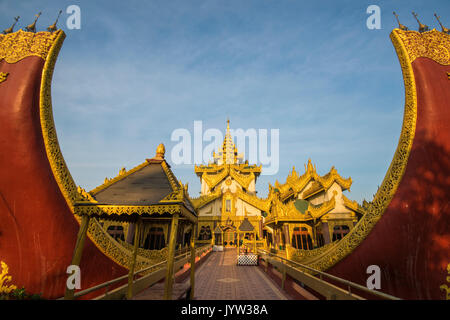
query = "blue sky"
(1, 0, 449, 202)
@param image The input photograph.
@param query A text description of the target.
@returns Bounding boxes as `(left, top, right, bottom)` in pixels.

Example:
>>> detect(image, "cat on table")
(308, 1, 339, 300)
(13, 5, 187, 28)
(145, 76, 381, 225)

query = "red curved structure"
(327, 30, 450, 300)
(0, 30, 127, 299)
(0, 28, 448, 300)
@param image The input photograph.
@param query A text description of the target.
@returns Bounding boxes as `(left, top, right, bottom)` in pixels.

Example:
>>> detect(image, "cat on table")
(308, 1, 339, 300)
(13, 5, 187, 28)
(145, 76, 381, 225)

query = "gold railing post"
(127, 219, 141, 300)
(164, 213, 179, 300)
(64, 214, 91, 300)
(189, 224, 197, 300)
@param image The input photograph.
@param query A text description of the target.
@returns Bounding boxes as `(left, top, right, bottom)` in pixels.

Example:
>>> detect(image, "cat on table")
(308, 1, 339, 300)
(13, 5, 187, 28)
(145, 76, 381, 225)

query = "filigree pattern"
(0, 72, 8, 83)
(75, 204, 182, 217)
(36, 29, 151, 270)
(0, 30, 58, 63)
(395, 29, 450, 65)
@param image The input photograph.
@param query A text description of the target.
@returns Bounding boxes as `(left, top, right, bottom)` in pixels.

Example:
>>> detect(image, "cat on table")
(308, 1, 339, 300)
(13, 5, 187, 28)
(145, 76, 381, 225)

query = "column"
(164, 213, 180, 300)
(64, 214, 91, 300)
(127, 219, 141, 299)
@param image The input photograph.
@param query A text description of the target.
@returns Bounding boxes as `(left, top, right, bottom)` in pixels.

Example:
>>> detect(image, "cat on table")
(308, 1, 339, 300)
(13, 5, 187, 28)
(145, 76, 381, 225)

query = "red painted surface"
(327, 57, 450, 300)
(0, 56, 127, 299)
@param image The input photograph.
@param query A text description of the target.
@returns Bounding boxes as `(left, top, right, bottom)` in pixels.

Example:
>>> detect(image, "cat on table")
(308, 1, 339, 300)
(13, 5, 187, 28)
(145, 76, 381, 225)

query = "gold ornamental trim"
(291, 29, 418, 270)
(0, 72, 8, 83)
(0, 30, 59, 63)
(394, 29, 450, 65)
(75, 204, 183, 217)
(37, 29, 150, 270)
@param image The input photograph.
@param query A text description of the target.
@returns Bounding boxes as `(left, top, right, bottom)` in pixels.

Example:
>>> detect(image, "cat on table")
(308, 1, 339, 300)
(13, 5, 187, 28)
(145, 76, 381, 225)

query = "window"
(107, 225, 125, 241)
(316, 229, 325, 247)
(225, 199, 231, 212)
(198, 226, 212, 240)
(292, 227, 313, 250)
(332, 225, 350, 242)
(144, 227, 166, 250)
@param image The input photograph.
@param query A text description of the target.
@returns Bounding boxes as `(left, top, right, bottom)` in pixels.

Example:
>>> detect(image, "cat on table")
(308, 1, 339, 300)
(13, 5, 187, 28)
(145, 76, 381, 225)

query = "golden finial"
(393, 12, 408, 31)
(156, 143, 166, 159)
(25, 12, 41, 33)
(412, 12, 429, 33)
(47, 10, 62, 33)
(2, 16, 19, 34)
(434, 13, 450, 34)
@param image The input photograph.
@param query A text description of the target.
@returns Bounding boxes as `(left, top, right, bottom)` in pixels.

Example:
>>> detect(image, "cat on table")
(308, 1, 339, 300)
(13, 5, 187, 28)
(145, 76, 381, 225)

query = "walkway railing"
(59, 244, 212, 300)
(258, 249, 400, 300)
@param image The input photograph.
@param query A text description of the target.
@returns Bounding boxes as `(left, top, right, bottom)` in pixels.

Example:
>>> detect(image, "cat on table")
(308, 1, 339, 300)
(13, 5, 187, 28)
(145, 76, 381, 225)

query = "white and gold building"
(191, 121, 268, 247)
(265, 160, 365, 250)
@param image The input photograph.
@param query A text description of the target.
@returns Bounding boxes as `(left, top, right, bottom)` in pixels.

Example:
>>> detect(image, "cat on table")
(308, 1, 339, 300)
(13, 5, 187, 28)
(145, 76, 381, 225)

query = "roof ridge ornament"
(393, 12, 408, 31)
(412, 12, 429, 33)
(47, 10, 62, 33)
(25, 12, 41, 33)
(2, 16, 20, 35)
(434, 13, 450, 34)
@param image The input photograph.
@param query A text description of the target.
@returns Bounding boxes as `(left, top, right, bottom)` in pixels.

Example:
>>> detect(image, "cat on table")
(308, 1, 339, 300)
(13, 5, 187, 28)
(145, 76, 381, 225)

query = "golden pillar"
(189, 224, 197, 300)
(164, 213, 179, 300)
(127, 219, 141, 299)
(64, 214, 91, 300)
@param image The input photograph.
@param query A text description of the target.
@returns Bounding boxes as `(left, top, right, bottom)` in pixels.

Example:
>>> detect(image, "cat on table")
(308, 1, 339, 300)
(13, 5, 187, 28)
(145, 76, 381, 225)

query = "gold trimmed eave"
(190, 189, 222, 210)
(74, 203, 197, 224)
(264, 196, 336, 226)
(195, 164, 259, 190)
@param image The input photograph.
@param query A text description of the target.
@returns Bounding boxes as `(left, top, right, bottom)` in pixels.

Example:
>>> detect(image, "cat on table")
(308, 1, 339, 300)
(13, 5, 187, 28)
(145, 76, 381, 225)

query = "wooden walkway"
(193, 248, 288, 300)
(133, 248, 289, 300)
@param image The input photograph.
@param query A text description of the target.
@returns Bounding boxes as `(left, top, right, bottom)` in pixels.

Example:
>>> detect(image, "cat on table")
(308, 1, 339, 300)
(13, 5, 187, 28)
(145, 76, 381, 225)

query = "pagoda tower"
(192, 121, 267, 247)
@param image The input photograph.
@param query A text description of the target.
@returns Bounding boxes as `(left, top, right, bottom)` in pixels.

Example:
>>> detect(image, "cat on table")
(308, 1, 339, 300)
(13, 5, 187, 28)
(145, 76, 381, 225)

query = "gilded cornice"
(75, 204, 183, 218)
(277, 161, 352, 200)
(0, 30, 59, 63)
(236, 189, 272, 212)
(265, 194, 335, 225)
(342, 194, 365, 215)
(229, 167, 254, 189)
(394, 29, 450, 65)
(161, 160, 181, 191)
(190, 189, 222, 210)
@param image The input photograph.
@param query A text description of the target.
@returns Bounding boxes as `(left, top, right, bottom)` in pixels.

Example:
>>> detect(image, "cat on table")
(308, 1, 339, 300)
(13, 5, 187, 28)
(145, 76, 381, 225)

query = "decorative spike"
(393, 11, 408, 31)
(412, 12, 429, 33)
(47, 10, 62, 33)
(434, 13, 450, 34)
(25, 12, 41, 33)
(2, 16, 20, 34)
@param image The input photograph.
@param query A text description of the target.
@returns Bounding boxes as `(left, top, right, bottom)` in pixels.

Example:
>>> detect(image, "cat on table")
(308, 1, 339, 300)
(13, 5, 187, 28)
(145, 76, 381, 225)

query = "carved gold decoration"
(190, 188, 222, 210)
(289, 29, 419, 271)
(34, 29, 151, 270)
(275, 161, 352, 201)
(0, 261, 17, 294)
(0, 30, 58, 63)
(440, 263, 450, 300)
(394, 29, 450, 65)
(447, 72, 450, 79)
(77, 186, 98, 202)
(0, 72, 8, 83)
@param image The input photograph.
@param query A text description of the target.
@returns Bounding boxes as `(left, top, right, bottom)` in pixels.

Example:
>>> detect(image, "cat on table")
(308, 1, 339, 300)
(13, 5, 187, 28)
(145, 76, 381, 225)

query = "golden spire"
(156, 143, 166, 159)
(2, 16, 20, 35)
(222, 119, 236, 164)
(434, 13, 450, 34)
(412, 12, 429, 33)
(393, 12, 408, 31)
